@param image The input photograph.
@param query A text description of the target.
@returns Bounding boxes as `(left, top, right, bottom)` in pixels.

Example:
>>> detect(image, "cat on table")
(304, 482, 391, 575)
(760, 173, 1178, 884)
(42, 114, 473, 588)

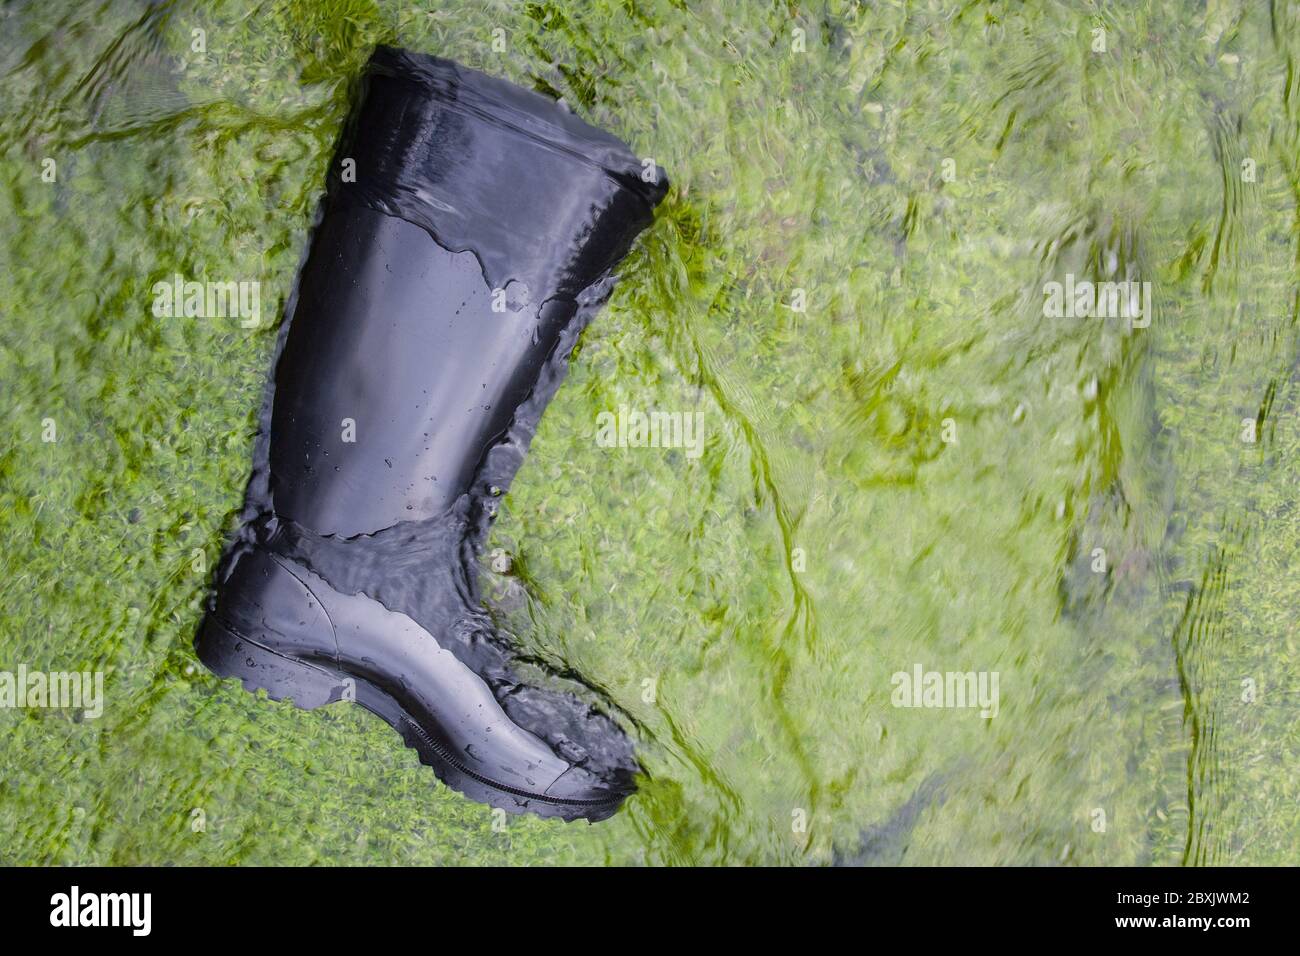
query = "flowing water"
(1, 0, 1298, 865)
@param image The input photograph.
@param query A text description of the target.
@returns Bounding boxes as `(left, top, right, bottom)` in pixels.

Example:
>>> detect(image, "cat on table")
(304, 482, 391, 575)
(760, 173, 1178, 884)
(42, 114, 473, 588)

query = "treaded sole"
(196, 614, 625, 822)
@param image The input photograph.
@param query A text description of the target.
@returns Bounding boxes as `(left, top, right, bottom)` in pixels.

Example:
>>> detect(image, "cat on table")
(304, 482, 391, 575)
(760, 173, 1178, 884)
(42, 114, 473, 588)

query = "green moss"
(0, 0, 1296, 865)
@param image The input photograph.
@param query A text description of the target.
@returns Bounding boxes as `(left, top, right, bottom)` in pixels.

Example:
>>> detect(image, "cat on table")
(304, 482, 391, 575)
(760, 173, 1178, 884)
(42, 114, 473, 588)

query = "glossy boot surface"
(196, 47, 668, 821)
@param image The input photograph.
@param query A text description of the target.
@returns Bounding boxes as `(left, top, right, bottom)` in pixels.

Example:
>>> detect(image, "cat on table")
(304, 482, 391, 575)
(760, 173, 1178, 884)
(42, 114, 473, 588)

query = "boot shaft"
(271, 48, 667, 537)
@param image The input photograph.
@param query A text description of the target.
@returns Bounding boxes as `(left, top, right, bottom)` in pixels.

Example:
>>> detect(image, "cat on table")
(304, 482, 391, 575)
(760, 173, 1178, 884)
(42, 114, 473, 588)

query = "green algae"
(0, 0, 1296, 865)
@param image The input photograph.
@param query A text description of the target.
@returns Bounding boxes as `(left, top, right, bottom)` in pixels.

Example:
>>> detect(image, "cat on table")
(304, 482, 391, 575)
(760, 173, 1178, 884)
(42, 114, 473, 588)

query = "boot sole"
(197, 598, 627, 822)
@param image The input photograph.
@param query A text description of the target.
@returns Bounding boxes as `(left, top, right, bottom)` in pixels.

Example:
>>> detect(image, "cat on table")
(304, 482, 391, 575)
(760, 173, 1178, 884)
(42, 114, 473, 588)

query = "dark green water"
(1, 0, 1297, 865)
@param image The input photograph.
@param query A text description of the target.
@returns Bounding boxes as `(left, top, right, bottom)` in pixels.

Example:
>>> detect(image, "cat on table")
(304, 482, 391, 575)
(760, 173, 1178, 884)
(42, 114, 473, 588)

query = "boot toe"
(543, 764, 635, 820)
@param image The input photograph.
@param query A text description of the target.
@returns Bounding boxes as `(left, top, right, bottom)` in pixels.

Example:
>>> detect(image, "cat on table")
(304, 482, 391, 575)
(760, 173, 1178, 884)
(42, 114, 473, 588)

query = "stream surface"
(1, 0, 1297, 865)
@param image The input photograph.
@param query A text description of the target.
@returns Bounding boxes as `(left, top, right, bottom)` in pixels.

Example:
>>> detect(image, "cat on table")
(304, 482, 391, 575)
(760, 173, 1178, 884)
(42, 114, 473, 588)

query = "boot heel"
(196, 614, 345, 710)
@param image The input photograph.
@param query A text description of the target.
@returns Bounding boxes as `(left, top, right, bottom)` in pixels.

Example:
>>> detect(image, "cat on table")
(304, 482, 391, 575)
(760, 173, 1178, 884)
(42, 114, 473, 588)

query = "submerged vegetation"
(1, 0, 1297, 864)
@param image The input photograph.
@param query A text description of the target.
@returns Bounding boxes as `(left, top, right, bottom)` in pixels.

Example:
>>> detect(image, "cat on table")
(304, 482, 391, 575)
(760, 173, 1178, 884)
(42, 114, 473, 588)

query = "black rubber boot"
(196, 47, 668, 821)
